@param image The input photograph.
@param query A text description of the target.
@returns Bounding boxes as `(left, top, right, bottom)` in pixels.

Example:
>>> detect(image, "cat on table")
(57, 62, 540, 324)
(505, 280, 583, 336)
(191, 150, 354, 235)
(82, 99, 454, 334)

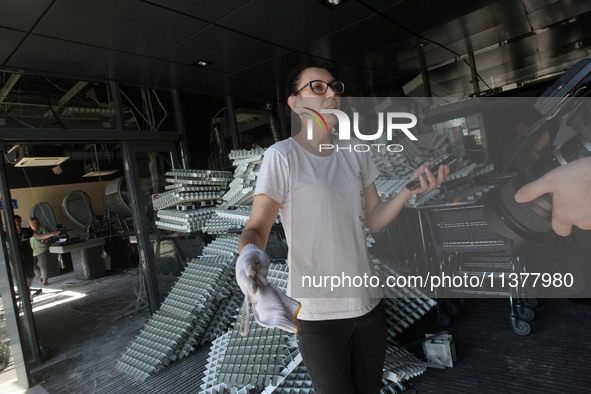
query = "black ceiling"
(2, 0, 591, 103)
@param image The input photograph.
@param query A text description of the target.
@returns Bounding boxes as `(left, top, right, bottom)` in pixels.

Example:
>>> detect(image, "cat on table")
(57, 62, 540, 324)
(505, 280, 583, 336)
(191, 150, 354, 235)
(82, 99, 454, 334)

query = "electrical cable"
(0, 106, 36, 128)
(152, 89, 169, 131)
(46, 92, 66, 129)
(124, 108, 141, 130)
(57, 269, 148, 321)
(92, 143, 103, 183)
(20, 168, 54, 228)
(120, 89, 155, 129)
(498, 84, 590, 179)
(155, 153, 173, 168)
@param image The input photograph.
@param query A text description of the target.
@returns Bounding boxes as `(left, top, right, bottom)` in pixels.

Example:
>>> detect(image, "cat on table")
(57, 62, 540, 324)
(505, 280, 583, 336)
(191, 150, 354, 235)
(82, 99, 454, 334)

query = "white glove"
(249, 283, 301, 334)
(236, 244, 300, 334)
(235, 244, 270, 297)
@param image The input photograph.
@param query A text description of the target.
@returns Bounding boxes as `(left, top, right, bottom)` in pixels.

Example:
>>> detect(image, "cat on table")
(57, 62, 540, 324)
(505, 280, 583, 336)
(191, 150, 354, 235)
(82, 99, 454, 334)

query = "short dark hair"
(14, 215, 22, 221)
(285, 62, 337, 99)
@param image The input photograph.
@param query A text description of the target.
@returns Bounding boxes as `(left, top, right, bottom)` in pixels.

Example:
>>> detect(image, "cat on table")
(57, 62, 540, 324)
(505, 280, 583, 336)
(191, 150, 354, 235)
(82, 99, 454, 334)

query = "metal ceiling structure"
(1, 0, 591, 104)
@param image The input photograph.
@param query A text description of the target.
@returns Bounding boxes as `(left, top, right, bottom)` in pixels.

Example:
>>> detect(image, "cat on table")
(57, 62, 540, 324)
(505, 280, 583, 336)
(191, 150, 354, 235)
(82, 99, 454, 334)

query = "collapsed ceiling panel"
(0, 73, 116, 129)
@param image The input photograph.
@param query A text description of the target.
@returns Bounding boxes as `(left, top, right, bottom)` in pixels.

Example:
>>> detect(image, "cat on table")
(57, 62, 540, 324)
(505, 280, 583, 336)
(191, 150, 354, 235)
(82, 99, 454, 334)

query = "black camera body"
(483, 59, 591, 253)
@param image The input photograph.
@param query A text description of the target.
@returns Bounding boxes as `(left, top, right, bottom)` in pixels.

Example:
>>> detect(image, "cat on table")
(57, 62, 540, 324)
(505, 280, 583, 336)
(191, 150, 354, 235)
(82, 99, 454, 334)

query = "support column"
(225, 96, 240, 150)
(417, 43, 432, 98)
(468, 50, 481, 96)
(0, 144, 36, 386)
(172, 89, 191, 169)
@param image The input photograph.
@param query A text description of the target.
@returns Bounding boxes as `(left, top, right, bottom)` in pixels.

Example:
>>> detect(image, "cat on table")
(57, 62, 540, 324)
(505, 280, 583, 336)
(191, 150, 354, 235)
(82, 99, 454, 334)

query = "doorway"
(0, 138, 178, 389)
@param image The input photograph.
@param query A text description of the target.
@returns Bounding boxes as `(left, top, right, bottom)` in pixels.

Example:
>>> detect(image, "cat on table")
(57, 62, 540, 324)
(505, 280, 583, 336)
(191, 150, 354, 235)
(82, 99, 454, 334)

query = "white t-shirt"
(255, 136, 382, 320)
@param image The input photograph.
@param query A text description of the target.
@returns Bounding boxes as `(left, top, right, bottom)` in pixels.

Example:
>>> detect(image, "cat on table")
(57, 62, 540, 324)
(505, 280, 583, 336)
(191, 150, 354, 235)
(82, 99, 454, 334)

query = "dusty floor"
(30, 269, 152, 393)
(7, 230, 591, 393)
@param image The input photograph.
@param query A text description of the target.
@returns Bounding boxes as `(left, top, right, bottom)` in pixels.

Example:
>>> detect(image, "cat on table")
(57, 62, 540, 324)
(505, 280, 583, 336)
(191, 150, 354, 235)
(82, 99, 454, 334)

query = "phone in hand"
(405, 156, 458, 191)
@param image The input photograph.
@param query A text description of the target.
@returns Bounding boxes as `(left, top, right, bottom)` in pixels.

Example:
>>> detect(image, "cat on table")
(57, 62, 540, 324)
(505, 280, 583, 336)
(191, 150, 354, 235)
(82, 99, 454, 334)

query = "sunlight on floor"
(31, 289, 86, 313)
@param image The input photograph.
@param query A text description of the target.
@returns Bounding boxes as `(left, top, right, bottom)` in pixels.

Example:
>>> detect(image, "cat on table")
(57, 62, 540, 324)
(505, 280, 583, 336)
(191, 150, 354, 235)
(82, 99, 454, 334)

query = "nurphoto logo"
(304, 108, 418, 153)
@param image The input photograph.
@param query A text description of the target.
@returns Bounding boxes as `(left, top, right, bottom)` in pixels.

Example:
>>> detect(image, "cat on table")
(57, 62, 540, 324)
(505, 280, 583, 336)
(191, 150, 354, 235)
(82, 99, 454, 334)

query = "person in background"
(28, 217, 59, 286)
(236, 65, 450, 393)
(13, 215, 37, 290)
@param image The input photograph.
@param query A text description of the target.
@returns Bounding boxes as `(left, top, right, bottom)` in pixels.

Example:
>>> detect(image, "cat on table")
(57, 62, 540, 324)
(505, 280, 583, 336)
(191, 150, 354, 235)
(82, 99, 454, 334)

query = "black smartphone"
(405, 156, 458, 191)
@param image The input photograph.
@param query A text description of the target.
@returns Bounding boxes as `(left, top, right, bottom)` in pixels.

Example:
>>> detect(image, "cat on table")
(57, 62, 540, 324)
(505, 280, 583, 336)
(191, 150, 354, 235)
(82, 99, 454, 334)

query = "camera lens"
(483, 180, 550, 254)
(484, 134, 591, 253)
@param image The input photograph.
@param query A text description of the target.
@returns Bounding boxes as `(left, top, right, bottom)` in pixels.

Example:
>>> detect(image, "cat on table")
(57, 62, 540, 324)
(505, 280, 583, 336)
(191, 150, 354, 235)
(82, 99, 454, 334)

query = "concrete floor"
(29, 269, 151, 394)
(3, 228, 589, 393)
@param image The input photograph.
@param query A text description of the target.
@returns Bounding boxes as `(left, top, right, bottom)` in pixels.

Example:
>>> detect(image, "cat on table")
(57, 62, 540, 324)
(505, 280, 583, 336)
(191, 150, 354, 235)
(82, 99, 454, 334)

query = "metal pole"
(276, 103, 289, 141)
(417, 43, 433, 98)
(172, 89, 191, 169)
(121, 143, 161, 313)
(225, 96, 240, 150)
(0, 145, 35, 387)
(468, 50, 481, 96)
(109, 81, 125, 132)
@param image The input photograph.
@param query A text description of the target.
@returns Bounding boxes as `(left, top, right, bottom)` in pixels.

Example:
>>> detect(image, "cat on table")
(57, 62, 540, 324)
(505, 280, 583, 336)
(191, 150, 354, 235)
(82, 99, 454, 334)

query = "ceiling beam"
(0, 74, 21, 103)
(0, 129, 180, 143)
(43, 81, 89, 117)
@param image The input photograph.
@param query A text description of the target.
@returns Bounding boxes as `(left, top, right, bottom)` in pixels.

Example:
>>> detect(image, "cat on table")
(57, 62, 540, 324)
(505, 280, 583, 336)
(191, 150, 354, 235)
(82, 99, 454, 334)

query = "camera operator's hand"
(515, 157, 591, 236)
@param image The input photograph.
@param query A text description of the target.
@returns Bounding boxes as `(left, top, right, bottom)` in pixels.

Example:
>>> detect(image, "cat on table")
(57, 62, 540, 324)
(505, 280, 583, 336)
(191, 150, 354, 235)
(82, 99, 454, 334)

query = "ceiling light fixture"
(82, 162, 118, 177)
(15, 157, 70, 167)
(194, 60, 212, 67)
(320, 0, 346, 8)
(82, 169, 118, 178)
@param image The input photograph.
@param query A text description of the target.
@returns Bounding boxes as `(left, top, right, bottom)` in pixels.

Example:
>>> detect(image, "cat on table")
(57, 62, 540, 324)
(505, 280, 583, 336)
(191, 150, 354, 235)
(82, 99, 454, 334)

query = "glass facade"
(0, 75, 186, 389)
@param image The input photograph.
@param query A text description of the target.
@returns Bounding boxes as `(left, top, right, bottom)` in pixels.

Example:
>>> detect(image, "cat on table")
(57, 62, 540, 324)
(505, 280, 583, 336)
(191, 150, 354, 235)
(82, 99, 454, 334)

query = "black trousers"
(297, 300, 387, 394)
